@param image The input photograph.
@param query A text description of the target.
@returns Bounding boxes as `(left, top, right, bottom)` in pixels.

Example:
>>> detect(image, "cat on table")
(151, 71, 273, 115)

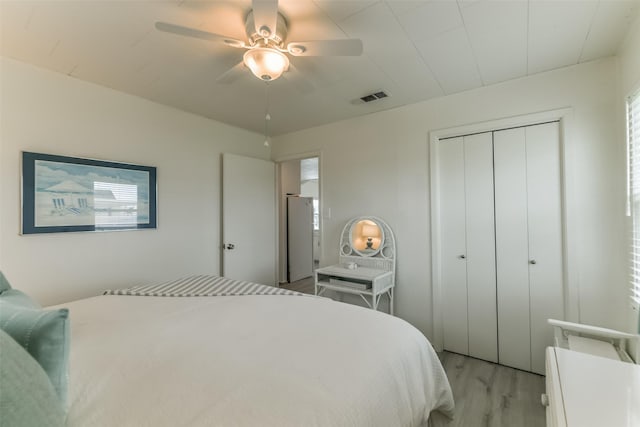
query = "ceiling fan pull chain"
(264, 82, 271, 147)
(266, 82, 270, 114)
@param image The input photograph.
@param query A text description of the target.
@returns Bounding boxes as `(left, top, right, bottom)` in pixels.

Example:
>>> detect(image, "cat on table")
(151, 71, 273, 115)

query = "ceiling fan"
(155, 0, 364, 85)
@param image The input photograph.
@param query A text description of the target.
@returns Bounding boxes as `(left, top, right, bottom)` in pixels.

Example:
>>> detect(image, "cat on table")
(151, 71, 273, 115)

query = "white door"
(287, 196, 313, 282)
(464, 133, 498, 363)
(494, 127, 533, 371)
(440, 132, 497, 362)
(525, 122, 564, 374)
(439, 136, 469, 356)
(222, 153, 276, 286)
(439, 123, 563, 373)
(494, 122, 564, 374)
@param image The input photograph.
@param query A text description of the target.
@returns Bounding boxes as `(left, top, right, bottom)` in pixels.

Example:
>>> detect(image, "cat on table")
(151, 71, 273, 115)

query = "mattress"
(55, 278, 454, 426)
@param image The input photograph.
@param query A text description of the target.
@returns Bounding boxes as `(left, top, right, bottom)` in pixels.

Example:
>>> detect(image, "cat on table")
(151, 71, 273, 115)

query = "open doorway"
(278, 156, 319, 294)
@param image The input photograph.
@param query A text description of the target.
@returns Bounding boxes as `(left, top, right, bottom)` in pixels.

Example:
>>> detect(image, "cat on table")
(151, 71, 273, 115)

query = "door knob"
(224, 243, 235, 250)
(541, 394, 549, 407)
(529, 259, 537, 265)
(458, 255, 466, 259)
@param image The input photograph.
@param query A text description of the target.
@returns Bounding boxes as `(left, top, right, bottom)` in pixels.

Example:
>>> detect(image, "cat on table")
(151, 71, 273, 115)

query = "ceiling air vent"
(359, 90, 390, 103)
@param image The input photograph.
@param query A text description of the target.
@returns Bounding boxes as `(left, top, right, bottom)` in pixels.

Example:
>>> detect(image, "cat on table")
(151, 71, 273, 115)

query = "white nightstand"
(315, 265, 394, 314)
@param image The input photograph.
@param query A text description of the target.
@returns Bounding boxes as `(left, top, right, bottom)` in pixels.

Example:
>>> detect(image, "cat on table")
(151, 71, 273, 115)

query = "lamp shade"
(243, 48, 289, 81)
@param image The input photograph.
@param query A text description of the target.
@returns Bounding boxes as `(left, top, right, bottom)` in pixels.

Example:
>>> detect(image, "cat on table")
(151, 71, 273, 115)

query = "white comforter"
(59, 294, 454, 426)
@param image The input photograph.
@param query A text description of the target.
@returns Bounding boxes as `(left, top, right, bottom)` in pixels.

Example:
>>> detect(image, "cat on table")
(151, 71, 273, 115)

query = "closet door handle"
(458, 255, 466, 259)
(541, 394, 549, 407)
(529, 259, 537, 265)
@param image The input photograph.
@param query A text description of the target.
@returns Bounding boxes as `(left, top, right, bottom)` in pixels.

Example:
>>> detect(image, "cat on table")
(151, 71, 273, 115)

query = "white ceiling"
(1, 0, 637, 136)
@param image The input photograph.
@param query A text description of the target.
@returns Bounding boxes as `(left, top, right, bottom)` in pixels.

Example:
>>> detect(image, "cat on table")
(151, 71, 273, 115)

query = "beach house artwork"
(22, 152, 156, 233)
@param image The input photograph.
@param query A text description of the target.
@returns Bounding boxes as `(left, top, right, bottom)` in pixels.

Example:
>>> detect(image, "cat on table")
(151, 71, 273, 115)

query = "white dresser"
(544, 347, 640, 427)
(315, 216, 396, 313)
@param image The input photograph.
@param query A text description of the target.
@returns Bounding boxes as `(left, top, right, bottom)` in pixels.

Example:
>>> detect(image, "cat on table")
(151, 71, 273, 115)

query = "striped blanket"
(104, 275, 303, 297)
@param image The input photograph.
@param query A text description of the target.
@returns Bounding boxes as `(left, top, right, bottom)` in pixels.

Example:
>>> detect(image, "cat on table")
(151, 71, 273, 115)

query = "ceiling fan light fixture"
(243, 47, 289, 81)
(258, 25, 272, 38)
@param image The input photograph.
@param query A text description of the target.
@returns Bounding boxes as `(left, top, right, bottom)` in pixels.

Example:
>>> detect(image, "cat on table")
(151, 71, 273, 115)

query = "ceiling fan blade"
(282, 63, 314, 94)
(216, 62, 247, 84)
(155, 22, 246, 48)
(287, 39, 363, 56)
(252, 0, 279, 38)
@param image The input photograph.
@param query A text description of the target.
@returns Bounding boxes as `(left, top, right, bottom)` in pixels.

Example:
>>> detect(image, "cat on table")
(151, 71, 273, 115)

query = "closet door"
(440, 133, 497, 361)
(464, 133, 497, 363)
(494, 127, 532, 371)
(494, 123, 564, 374)
(440, 137, 469, 355)
(525, 122, 564, 374)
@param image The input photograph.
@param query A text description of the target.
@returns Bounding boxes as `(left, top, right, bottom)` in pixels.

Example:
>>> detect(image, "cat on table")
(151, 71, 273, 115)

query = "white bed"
(55, 276, 454, 426)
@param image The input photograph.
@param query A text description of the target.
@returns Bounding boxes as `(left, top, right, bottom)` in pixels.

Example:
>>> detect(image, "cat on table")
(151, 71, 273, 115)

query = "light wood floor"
(282, 277, 546, 427)
(279, 275, 315, 294)
(432, 352, 546, 427)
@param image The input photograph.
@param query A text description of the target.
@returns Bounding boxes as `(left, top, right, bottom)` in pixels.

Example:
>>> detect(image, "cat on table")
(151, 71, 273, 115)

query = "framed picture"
(22, 152, 157, 234)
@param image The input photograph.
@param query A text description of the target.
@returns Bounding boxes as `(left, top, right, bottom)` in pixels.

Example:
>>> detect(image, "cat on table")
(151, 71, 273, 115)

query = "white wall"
(0, 57, 268, 306)
(619, 13, 640, 337)
(620, 12, 640, 97)
(272, 57, 627, 340)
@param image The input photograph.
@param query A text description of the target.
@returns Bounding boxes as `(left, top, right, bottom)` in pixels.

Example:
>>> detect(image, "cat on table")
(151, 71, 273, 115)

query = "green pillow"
(0, 289, 70, 405)
(0, 271, 11, 293)
(0, 329, 65, 427)
(1, 288, 40, 308)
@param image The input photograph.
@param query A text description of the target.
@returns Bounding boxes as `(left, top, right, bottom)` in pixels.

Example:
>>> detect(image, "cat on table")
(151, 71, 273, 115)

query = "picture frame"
(22, 152, 157, 234)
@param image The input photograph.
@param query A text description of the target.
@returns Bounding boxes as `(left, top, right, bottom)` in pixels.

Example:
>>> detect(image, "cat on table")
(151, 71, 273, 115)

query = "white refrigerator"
(287, 196, 314, 282)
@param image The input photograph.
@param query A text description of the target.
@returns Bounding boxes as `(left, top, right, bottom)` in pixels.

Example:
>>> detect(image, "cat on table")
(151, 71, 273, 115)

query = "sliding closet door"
(440, 137, 469, 355)
(525, 122, 564, 374)
(464, 133, 497, 363)
(494, 128, 532, 371)
(440, 133, 497, 361)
